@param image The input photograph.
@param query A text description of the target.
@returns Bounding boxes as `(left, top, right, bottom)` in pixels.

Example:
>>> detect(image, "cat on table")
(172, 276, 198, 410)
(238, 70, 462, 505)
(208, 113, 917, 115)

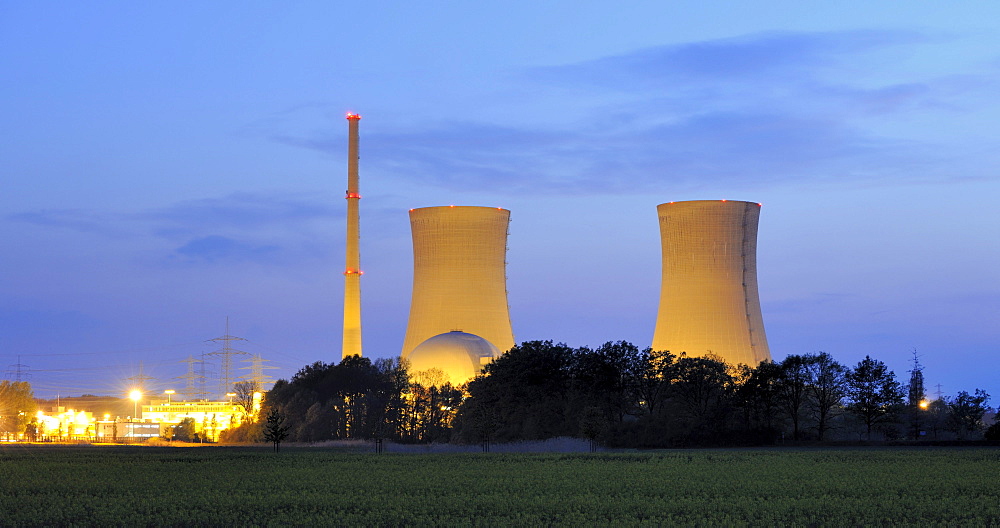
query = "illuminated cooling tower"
(401, 206, 515, 375)
(651, 200, 771, 366)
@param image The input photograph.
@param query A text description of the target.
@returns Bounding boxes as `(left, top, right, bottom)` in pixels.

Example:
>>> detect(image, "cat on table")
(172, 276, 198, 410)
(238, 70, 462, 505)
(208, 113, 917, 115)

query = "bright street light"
(164, 390, 175, 404)
(129, 390, 142, 420)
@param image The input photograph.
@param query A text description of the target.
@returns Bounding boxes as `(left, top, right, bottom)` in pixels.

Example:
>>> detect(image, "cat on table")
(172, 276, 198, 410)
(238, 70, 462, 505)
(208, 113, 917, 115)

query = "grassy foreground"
(1, 445, 998, 526)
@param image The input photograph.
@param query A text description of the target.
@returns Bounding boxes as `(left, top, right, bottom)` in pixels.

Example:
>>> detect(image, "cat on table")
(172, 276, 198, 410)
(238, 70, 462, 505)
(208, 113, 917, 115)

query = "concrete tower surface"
(651, 200, 771, 366)
(341, 113, 362, 360)
(401, 206, 515, 368)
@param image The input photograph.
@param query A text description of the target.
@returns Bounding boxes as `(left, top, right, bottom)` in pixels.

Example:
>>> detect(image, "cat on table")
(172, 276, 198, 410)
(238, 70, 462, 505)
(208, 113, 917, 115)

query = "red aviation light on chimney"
(346, 113, 361, 120)
(346, 192, 361, 199)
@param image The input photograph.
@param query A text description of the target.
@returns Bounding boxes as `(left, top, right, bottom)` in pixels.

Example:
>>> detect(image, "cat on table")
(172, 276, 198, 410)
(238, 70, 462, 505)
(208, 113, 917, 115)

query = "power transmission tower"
(241, 353, 278, 390)
(178, 355, 210, 401)
(124, 361, 155, 392)
(207, 318, 248, 398)
(199, 353, 212, 399)
(4, 355, 30, 381)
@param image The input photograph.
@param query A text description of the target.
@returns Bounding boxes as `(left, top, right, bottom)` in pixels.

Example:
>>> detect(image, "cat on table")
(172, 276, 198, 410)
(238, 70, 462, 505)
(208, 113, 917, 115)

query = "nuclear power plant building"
(651, 200, 771, 366)
(401, 206, 515, 385)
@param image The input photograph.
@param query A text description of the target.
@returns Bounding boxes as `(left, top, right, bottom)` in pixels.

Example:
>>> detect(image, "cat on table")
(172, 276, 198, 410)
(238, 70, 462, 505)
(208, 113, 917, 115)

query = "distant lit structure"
(142, 399, 243, 442)
(29, 397, 246, 443)
(407, 331, 500, 386)
(342, 112, 363, 359)
(401, 206, 514, 383)
(651, 200, 771, 366)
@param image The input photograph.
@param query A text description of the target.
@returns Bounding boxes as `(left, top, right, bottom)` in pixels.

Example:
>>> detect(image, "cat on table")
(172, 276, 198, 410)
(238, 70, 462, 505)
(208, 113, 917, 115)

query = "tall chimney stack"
(342, 113, 363, 359)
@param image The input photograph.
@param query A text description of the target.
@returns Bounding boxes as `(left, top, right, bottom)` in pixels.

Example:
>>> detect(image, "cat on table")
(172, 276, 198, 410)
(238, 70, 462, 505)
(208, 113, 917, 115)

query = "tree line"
(225, 341, 998, 447)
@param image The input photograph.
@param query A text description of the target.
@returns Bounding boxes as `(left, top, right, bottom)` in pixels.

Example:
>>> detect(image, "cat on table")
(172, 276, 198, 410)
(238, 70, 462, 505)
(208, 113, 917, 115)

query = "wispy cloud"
(172, 235, 279, 263)
(6, 209, 128, 236)
(271, 30, 993, 194)
(528, 30, 931, 88)
(142, 192, 339, 238)
(7, 192, 346, 266)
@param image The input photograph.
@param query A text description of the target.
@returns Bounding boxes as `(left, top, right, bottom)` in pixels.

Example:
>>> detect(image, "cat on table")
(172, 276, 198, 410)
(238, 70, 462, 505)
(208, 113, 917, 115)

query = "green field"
(1, 445, 998, 526)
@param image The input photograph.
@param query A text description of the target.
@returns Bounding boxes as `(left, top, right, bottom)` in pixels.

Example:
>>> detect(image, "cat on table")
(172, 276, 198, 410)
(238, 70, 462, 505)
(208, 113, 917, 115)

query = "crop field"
(1, 445, 998, 526)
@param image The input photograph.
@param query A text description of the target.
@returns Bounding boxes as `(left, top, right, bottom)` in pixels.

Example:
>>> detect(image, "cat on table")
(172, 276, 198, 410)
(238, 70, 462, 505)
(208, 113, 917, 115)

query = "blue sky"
(2, 2, 998, 401)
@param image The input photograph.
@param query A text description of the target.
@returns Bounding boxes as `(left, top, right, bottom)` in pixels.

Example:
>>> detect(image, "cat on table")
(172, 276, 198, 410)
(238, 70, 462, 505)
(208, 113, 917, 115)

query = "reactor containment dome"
(651, 200, 771, 366)
(401, 206, 514, 383)
(408, 331, 501, 386)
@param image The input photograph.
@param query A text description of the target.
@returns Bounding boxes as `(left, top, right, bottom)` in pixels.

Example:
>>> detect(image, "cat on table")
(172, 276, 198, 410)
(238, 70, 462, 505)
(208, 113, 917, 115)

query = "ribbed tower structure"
(341, 113, 362, 360)
(651, 200, 771, 366)
(401, 206, 515, 368)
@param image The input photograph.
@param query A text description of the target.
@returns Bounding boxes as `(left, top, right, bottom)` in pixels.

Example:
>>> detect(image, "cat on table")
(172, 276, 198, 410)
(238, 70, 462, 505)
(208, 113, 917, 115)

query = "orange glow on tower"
(651, 200, 771, 366)
(342, 113, 363, 359)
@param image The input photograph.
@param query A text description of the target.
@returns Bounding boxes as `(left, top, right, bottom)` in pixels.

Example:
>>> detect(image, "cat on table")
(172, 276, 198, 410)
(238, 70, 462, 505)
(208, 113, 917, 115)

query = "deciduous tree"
(806, 352, 847, 441)
(947, 389, 991, 440)
(777, 355, 813, 441)
(232, 380, 261, 423)
(846, 356, 903, 440)
(0, 381, 37, 435)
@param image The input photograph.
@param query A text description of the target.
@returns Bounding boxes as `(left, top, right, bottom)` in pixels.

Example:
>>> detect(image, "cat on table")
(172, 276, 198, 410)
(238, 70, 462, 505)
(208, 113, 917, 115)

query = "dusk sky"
(3, 2, 998, 401)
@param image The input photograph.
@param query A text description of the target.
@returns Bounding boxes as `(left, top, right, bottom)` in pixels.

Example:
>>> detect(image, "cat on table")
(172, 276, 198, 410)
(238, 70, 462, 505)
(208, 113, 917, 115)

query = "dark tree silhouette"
(631, 348, 675, 418)
(985, 414, 1000, 441)
(669, 355, 733, 440)
(846, 356, 903, 440)
(734, 360, 782, 438)
(905, 351, 926, 440)
(777, 355, 812, 441)
(262, 408, 290, 452)
(454, 340, 575, 442)
(947, 389, 991, 440)
(806, 352, 847, 441)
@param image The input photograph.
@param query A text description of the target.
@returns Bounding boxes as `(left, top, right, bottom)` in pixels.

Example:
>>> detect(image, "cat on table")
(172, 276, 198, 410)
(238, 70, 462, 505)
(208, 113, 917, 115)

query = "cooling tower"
(401, 206, 515, 365)
(651, 200, 771, 366)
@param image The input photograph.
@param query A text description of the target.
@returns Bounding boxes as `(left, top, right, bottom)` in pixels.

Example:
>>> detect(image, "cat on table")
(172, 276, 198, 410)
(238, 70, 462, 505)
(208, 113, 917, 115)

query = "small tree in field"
(262, 408, 290, 452)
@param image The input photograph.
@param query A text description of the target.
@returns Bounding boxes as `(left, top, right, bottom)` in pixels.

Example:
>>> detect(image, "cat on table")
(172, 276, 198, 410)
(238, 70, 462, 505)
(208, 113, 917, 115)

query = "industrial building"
(401, 206, 515, 384)
(651, 200, 771, 366)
